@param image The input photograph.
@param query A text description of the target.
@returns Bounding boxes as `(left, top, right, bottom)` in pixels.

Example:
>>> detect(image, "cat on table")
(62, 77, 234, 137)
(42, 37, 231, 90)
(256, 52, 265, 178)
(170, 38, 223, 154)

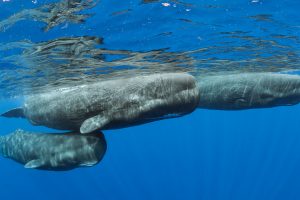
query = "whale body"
(0, 129, 106, 170)
(1, 73, 200, 133)
(197, 72, 300, 110)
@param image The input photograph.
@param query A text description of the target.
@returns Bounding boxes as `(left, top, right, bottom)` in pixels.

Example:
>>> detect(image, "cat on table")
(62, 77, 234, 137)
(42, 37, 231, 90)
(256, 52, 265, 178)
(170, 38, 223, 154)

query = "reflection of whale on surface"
(0, 0, 98, 32)
(1, 73, 200, 134)
(197, 72, 300, 110)
(0, 129, 106, 171)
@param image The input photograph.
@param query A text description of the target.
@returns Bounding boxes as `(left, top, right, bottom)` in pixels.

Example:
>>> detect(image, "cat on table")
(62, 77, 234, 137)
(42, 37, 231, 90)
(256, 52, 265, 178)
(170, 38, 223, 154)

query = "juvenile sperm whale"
(0, 129, 106, 171)
(1, 73, 200, 133)
(197, 72, 300, 110)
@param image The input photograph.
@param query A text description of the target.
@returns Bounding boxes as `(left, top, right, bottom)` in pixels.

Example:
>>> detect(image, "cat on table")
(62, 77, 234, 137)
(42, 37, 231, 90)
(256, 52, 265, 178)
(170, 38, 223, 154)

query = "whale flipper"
(1, 108, 25, 118)
(79, 160, 98, 167)
(24, 159, 46, 169)
(80, 115, 110, 134)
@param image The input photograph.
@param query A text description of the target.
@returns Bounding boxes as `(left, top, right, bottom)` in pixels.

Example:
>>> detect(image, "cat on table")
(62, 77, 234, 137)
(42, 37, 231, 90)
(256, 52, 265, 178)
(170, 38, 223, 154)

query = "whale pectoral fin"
(80, 115, 109, 134)
(1, 107, 25, 118)
(79, 160, 98, 167)
(24, 159, 45, 169)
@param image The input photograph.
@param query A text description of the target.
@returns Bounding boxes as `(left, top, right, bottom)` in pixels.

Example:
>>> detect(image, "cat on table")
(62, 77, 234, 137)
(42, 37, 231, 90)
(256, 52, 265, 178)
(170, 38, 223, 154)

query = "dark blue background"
(1, 0, 300, 199)
(1, 100, 300, 200)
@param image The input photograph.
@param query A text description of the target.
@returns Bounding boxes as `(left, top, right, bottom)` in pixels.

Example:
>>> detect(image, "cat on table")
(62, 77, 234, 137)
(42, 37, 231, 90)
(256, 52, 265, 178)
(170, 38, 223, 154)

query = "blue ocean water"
(0, 0, 300, 200)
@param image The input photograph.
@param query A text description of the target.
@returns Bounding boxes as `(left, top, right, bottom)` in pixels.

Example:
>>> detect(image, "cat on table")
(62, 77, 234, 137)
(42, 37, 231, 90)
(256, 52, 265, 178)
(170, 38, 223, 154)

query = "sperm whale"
(1, 73, 200, 133)
(0, 129, 106, 170)
(197, 72, 300, 110)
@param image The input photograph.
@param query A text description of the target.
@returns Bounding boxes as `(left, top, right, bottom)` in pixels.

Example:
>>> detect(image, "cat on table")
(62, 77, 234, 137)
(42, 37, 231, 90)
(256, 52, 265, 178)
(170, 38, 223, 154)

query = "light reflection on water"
(0, 0, 299, 99)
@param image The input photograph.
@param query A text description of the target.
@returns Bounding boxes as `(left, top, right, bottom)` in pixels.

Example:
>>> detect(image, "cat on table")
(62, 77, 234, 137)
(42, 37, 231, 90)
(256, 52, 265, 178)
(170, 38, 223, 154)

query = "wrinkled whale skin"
(5, 73, 199, 133)
(197, 73, 300, 110)
(0, 129, 106, 170)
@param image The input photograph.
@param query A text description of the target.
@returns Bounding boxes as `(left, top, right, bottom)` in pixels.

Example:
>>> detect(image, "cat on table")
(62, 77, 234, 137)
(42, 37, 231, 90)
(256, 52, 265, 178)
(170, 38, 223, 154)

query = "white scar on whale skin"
(1, 73, 200, 133)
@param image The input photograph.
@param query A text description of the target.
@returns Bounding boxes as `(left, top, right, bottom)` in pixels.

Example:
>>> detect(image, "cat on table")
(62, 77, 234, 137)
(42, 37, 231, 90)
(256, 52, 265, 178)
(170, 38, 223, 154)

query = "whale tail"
(1, 107, 25, 118)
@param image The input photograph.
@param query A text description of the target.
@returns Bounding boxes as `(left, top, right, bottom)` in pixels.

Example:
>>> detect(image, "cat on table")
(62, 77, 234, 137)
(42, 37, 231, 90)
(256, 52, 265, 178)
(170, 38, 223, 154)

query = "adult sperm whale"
(0, 129, 106, 170)
(197, 72, 300, 110)
(1, 73, 200, 133)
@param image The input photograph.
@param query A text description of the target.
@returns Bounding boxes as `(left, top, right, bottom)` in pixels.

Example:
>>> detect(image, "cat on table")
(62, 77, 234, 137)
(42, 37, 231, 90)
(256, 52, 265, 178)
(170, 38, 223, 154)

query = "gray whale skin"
(1, 73, 200, 133)
(197, 72, 300, 110)
(0, 129, 106, 171)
